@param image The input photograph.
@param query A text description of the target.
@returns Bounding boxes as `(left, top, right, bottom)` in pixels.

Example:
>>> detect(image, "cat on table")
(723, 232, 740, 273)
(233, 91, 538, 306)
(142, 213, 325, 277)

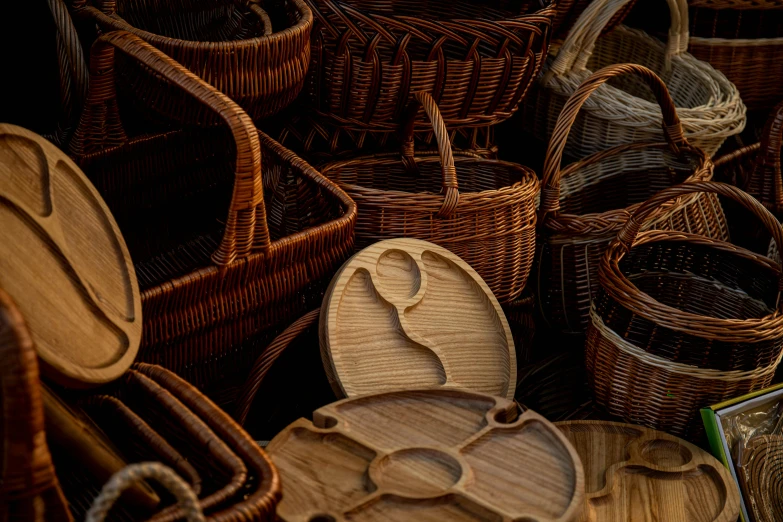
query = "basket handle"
(399, 92, 460, 218)
(233, 308, 320, 426)
(86, 462, 204, 522)
(69, 31, 272, 265)
(748, 100, 783, 215)
(539, 63, 688, 220)
(548, 0, 688, 77)
(614, 181, 783, 290)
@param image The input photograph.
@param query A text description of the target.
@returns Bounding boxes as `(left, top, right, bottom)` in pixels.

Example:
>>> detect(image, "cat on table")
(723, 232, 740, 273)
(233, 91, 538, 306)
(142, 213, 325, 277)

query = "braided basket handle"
(539, 63, 688, 220)
(69, 31, 272, 265)
(399, 92, 460, 217)
(748, 100, 783, 216)
(233, 308, 321, 426)
(71, 0, 115, 14)
(615, 181, 783, 291)
(86, 462, 204, 522)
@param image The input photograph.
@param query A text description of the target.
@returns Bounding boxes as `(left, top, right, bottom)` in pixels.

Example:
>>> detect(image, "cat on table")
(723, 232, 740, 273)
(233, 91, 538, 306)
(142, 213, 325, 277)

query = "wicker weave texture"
(73, 0, 312, 121)
(305, 0, 555, 131)
(551, 0, 636, 40)
(68, 32, 356, 404)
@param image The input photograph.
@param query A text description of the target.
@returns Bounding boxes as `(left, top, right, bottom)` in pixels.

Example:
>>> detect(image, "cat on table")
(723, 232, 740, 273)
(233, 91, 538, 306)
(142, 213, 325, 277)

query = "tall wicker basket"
(536, 63, 727, 333)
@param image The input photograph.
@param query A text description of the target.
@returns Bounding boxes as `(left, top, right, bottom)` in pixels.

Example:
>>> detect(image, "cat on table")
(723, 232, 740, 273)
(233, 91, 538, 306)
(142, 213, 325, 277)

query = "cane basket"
(320, 91, 539, 304)
(587, 181, 783, 439)
(304, 0, 556, 132)
(523, 0, 746, 158)
(68, 32, 356, 406)
(72, 0, 311, 121)
(536, 63, 727, 333)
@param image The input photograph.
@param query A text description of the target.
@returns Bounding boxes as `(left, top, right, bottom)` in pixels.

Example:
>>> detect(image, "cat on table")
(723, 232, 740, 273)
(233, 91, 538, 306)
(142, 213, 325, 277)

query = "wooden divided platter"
(320, 238, 516, 399)
(0, 124, 141, 386)
(267, 389, 584, 521)
(738, 434, 783, 522)
(556, 421, 740, 522)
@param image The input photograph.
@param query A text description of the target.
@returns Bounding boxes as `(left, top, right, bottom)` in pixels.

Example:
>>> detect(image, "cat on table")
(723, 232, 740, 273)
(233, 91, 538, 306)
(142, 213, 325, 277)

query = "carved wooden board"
(738, 434, 783, 522)
(267, 389, 584, 521)
(320, 238, 516, 399)
(0, 124, 141, 386)
(556, 421, 740, 522)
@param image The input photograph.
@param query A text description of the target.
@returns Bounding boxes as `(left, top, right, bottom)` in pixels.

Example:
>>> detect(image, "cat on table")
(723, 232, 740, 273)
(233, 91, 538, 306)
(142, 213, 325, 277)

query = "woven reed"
(72, 0, 311, 121)
(536, 63, 727, 333)
(68, 32, 356, 405)
(0, 289, 72, 522)
(523, 0, 746, 158)
(587, 181, 783, 439)
(320, 91, 539, 304)
(551, 0, 636, 40)
(305, 0, 556, 132)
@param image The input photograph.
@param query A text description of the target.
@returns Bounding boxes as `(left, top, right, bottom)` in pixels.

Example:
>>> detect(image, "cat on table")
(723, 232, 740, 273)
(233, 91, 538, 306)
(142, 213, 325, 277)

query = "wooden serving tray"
(556, 421, 740, 522)
(267, 389, 584, 522)
(320, 238, 516, 399)
(0, 124, 141, 386)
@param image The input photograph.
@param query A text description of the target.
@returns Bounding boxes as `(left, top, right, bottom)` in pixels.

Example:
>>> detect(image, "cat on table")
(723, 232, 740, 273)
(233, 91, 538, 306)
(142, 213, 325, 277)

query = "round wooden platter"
(0, 124, 141, 387)
(320, 238, 516, 399)
(738, 434, 783, 522)
(555, 421, 741, 522)
(267, 388, 585, 522)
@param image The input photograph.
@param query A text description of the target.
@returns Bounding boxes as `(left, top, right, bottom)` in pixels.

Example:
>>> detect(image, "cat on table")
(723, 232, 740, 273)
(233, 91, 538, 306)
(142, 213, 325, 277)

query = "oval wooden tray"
(267, 389, 584, 521)
(320, 238, 516, 399)
(556, 421, 740, 522)
(0, 124, 141, 386)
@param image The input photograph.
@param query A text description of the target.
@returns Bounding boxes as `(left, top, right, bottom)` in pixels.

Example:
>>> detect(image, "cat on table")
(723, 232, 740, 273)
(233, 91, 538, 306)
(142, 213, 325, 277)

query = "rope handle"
(399, 92, 460, 217)
(539, 63, 688, 221)
(233, 308, 321, 426)
(68, 30, 272, 266)
(86, 462, 204, 522)
(750, 99, 783, 215)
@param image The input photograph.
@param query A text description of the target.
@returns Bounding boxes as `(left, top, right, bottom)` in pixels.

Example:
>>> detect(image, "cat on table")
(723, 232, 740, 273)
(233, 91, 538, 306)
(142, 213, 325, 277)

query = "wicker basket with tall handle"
(536, 63, 727, 333)
(68, 31, 356, 407)
(319, 91, 539, 304)
(588, 181, 783, 439)
(523, 0, 746, 158)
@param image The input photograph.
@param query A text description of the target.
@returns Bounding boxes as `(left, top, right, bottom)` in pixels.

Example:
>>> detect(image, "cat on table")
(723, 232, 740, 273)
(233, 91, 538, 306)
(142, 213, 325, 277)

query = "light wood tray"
(556, 421, 740, 522)
(320, 238, 516, 399)
(268, 389, 584, 521)
(0, 124, 141, 386)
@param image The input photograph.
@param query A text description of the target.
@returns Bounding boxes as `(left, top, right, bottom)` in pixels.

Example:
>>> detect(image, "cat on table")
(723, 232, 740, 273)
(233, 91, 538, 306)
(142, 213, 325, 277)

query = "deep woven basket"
(688, 0, 783, 111)
(68, 32, 356, 406)
(304, 0, 556, 132)
(536, 63, 727, 333)
(72, 0, 312, 121)
(320, 91, 539, 304)
(523, 0, 746, 158)
(587, 181, 783, 439)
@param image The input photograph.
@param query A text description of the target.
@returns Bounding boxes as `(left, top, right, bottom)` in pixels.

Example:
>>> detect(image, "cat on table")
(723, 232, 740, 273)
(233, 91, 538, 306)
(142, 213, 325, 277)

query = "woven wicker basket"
(72, 0, 311, 121)
(523, 0, 746, 158)
(551, 0, 635, 40)
(587, 181, 783, 439)
(68, 32, 356, 406)
(304, 0, 556, 132)
(688, 0, 783, 111)
(319, 91, 539, 304)
(536, 63, 727, 333)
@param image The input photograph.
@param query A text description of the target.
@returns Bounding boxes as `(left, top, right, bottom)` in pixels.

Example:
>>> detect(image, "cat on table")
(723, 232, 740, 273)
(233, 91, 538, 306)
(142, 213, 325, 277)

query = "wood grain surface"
(268, 389, 584, 521)
(738, 434, 783, 522)
(556, 421, 741, 522)
(0, 124, 141, 386)
(320, 238, 516, 399)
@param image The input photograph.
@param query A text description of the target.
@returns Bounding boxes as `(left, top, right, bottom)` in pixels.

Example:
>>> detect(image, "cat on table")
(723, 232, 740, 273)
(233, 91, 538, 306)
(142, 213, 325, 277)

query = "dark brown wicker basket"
(319, 91, 540, 304)
(68, 32, 356, 406)
(304, 0, 555, 132)
(72, 0, 312, 121)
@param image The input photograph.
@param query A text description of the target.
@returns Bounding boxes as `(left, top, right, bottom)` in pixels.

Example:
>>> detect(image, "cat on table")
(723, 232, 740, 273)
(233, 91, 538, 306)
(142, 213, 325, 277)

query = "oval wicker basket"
(523, 0, 746, 157)
(587, 181, 783, 439)
(319, 91, 540, 304)
(536, 63, 727, 333)
(304, 0, 556, 132)
(72, 0, 312, 121)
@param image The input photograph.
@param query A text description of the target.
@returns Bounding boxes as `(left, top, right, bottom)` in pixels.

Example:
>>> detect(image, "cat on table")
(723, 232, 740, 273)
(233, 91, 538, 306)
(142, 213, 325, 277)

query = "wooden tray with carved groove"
(738, 434, 783, 522)
(267, 388, 584, 521)
(556, 421, 741, 522)
(320, 238, 516, 399)
(0, 124, 141, 386)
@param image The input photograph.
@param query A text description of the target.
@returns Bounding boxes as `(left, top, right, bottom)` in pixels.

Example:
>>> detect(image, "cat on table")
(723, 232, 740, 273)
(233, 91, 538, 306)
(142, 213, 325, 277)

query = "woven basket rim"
(689, 35, 783, 46)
